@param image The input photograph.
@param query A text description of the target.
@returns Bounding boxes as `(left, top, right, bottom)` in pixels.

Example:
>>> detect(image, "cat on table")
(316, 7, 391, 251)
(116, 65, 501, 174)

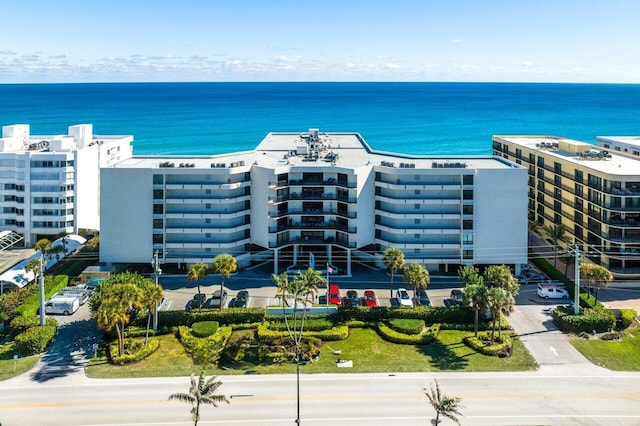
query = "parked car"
(205, 290, 228, 308)
(363, 290, 378, 307)
(342, 290, 360, 307)
(233, 290, 249, 308)
(415, 287, 431, 306)
(395, 288, 413, 307)
(186, 293, 207, 310)
(537, 284, 569, 299)
(328, 284, 341, 305)
(520, 269, 546, 282)
(450, 289, 464, 306)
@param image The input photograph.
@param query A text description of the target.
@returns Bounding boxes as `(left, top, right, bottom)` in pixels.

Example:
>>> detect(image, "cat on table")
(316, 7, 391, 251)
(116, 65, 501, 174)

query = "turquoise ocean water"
(1, 82, 639, 156)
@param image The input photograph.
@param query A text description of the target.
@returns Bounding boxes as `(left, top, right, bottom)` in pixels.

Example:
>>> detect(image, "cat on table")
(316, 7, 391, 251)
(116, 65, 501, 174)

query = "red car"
(363, 290, 378, 307)
(328, 284, 341, 305)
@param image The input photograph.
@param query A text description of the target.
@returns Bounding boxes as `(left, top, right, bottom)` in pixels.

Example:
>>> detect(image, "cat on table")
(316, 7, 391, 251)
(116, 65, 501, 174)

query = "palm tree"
(459, 265, 481, 286)
(381, 247, 405, 298)
(579, 263, 613, 303)
(34, 238, 52, 326)
(463, 282, 488, 338)
(402, 263, 430, 299)
(425, 379, 463, 425)
(94, 298, 130, 356)
(187, 262, 209, 295)
(484, 264, 520, 296)
(211, 254, 237, 307)
(543, 223, 569, 268)
(138, 280, 164, 343)
(487, 286, 515, 343)
(295, 267, 326, 298)
(168, 372, 229, 426)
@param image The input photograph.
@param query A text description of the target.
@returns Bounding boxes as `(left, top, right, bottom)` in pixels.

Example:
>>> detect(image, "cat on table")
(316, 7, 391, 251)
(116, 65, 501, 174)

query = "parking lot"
(157, 262, 464, 311)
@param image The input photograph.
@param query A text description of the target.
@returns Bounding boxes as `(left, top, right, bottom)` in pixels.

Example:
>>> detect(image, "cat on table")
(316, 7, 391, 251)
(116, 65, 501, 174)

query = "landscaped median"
(84, 305, 537, 378)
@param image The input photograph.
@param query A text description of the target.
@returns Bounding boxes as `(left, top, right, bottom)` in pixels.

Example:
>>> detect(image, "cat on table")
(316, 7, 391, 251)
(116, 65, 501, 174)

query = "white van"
(45, 296, 80, 315)
(537, 284, 569, 299)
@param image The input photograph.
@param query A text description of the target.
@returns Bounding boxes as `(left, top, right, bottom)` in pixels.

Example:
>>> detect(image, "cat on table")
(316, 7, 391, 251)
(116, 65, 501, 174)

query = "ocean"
(1, 82, 639, 156)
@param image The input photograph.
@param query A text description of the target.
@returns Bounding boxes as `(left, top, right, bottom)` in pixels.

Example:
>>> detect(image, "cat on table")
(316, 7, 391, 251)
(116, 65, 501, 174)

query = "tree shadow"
(415, 338, 469, 371)
(30, 318, 101, 382)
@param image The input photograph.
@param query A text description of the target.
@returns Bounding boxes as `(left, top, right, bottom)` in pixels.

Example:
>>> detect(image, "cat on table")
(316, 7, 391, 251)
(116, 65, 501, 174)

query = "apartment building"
(596, 136, 640, 160)
(101, 130, 527, 274)
(493, 135, 640, 275)
(0, 124, 133, 245)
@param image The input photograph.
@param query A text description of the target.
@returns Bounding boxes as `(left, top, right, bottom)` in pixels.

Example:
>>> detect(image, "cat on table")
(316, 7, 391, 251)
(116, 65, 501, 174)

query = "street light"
(151, 251, 162, 331)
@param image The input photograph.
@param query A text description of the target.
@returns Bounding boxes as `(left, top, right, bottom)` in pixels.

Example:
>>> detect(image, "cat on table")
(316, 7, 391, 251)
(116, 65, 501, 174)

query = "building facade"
(0, 124, 133, 245)
(493, 135, 640, 276)
(101, 130, 528, 274)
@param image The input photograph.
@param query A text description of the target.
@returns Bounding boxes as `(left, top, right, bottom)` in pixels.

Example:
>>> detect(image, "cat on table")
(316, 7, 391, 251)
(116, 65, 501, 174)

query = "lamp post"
(151, 250, 162, 331)
(38, 253, 45, 326)
(572, 244, 581, 315)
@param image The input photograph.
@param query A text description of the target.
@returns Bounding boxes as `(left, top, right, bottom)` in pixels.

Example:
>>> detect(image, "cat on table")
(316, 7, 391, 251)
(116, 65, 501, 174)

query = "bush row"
(387, 318, 425, 335)
(158, 308, 265, 327)
(15, 322, 58, 355)
(110, 338, 160, 365)
(266, 318, 334, 332)
(553, 307, 616, 333)
(191, 321, 219, 337)
(9, 316, 57, 339)
(14, 275, 69, 317)
(177, 325, 232, 365)
(256, 325, 349, 343)
(463, 333, 512, 356)
(376, 323, 439, 345)
(333, 306, 474, 324)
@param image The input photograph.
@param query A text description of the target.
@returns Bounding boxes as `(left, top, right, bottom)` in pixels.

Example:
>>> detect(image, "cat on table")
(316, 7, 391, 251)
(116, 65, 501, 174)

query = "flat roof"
(597, 136, 640, 148)
(110, 130, 518, 170)
(494, 135, 640, 176)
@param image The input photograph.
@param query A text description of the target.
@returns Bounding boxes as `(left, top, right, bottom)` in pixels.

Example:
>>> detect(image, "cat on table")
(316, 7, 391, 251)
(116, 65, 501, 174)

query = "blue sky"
(1, 0, 639, 83)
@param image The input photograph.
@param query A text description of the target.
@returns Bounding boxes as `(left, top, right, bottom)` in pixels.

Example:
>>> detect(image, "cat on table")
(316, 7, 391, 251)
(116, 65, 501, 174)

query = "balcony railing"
(268, 236, 356, 249)
(269, 209, 357, 219)
(269, 222, 356, 233)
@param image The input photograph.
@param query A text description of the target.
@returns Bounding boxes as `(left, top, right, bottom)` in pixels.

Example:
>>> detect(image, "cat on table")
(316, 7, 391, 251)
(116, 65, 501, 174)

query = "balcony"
(375, 195, 460, 204)
(269, 208, 357, 219)
(374, 238, 460, 250)
(165, 239, 250, 250)
(375, 210, 460, 219)
(287, 178, 356, 188)
(166, 224, 250, 233)
(269, 236, 356, 249)
(269, 221, 356, 233)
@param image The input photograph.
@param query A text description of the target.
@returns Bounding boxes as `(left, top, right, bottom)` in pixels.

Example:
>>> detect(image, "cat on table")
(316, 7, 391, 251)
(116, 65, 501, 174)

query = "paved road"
(2, 370, 640, 425)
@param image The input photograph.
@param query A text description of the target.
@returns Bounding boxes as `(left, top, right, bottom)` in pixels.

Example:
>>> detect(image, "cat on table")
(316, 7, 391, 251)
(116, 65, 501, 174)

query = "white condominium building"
(0, 124, 133, 246)
(101, 129, 528, 274)
(493, 135, 640, 276)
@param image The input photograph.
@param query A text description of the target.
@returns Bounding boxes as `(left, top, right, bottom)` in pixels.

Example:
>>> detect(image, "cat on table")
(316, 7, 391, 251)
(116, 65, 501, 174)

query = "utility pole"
(151, 250, 162, 331)
(573, 243, 580, 315)
(39, 253, 46, 326)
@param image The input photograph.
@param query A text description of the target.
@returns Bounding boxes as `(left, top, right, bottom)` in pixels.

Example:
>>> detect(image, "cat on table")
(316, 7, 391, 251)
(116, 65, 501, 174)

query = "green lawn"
(0, 342, 40, 381)
(570, 325, 640, 370)
(86, 327, 537, 378)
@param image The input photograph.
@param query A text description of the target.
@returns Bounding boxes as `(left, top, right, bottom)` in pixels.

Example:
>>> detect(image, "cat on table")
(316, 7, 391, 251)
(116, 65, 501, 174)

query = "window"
(414, 204, 420, 210)
(153, 234, 163, 244)
(529, 153, 535, 163)
(516, 149, 522, 159)
(153, 219, 163, 229)
(537, 156, 544, 167)
(575, 169, 584, 183)
(414, 218, 420, 224)
(463, 249, 473, 260)
(463, 190, 473, 200)
(414, 189, 420, 195)
(153, 174, 163, 184)
(462, 205, 473, 215)
(463, 175, 474, 185)
(554, 162, 562, 174)
(463, 220, 473, 230)
(153, 204, 163, 214)
(463, 233, 473, 244)
(153, 189, 163, 199)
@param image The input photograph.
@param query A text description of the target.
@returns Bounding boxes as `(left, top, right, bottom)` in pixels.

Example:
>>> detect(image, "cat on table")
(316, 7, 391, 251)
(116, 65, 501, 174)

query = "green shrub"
(376, 323, 439, 345)
(256, 325, 349, 343)
(333, 306, 473, 324)
(267, 318, 333, 332)
(191, 321, 219, 337)
(339, 320, 372, 329)
(109, 338, 160, 364)
(600, 331, 624, 341)
(15, 324, 57, 355)
(230, 322, 262, 331)
(463, 333, 512, 356)
(553, 306, 616, 333)
(8, 316, 57, 339)
(222, 329, 255, 363)
(158, 308, 265, 328)
(14, 275, 69, 317)
(618, 309, 638, 330)
(124, 326, 156, 338)
(177, 325, 232, 365)
(388, 318, 424, 335)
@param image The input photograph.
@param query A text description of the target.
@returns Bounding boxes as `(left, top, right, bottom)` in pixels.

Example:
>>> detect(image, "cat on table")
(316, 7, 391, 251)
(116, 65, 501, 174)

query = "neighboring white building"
(0, 124, 133, 245)
(101, 129, 528, 274)
(596, 136, 640, 159)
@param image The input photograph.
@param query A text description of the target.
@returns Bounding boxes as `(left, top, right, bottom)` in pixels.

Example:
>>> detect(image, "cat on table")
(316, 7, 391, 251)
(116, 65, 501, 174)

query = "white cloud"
(451, 39, 463, 43)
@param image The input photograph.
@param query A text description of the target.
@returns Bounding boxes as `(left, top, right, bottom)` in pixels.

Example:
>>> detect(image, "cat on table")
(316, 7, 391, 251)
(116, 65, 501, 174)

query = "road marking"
(550, 345, 559, 356)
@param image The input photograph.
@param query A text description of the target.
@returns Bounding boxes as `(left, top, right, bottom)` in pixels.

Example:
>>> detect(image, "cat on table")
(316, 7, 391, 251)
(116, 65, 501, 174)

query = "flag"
(327, 264, 334, 274)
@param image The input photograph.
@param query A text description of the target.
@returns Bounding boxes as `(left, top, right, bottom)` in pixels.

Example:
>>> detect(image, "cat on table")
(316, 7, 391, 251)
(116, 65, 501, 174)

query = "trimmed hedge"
(177, 325, 232, 365)
(222, 329, 255, 363)
(15, 323, 58, 355)
(333, 306, 474, 324)
(157, 308, 265, 327)
(267, 318, 334, 332)
(8, 316, 57, 339)
(14, 275, 69, 317)
(387, 318, 425, 335)
(376, 323, 439, 345)
(192, 321, 219, 337)
(256, 325, 349, 343)
(553, 306, 616, 333)
(463, 333, 512, 356)
(110, 338, 160, 365)
(618, 309, 638, 330)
